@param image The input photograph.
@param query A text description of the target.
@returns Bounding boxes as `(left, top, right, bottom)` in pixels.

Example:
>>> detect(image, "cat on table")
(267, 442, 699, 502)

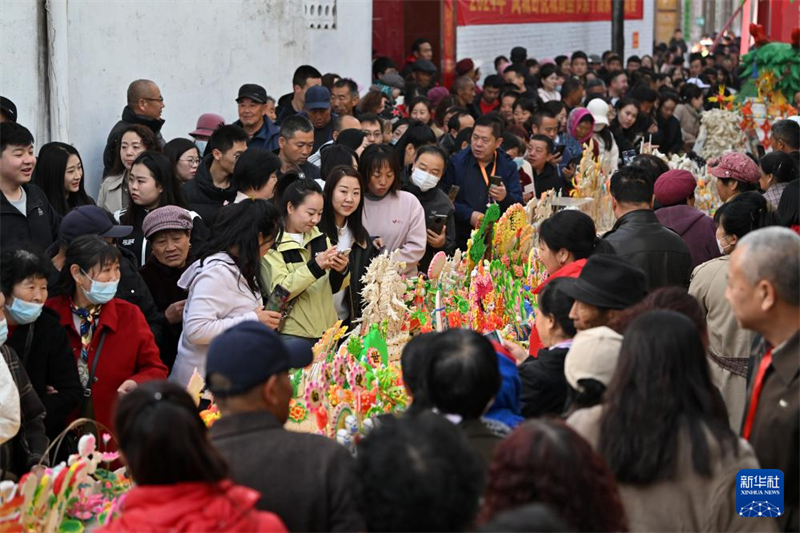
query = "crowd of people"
(0, 31, 799, 532)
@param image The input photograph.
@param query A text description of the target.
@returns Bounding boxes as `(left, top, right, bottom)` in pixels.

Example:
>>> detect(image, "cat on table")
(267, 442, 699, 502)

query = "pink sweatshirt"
(363, 191, 427, 275)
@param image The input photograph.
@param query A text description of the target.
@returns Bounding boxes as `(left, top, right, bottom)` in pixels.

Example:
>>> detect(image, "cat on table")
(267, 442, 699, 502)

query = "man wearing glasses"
(102, 79, 166, 176)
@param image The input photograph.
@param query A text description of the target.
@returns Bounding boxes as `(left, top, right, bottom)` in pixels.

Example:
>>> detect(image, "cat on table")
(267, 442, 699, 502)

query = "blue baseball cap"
(206, 321, 313, 397)
(59, 205, 133, 244)
(304, 85, 331, 110)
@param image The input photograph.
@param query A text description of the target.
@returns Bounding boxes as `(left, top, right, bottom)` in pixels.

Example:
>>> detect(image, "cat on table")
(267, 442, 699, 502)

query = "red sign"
(442, 0, 457, 89)
(457, 0, 643, 26)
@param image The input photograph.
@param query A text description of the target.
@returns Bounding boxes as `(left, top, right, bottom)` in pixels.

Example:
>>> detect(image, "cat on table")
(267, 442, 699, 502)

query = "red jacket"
(99, 480, 287, 533)
(46, 296, 168, 434)
(529, 259, 587, 355)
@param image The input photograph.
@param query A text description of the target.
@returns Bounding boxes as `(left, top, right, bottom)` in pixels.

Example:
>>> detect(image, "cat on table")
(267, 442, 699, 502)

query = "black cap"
(560, 254, 647, 310)
(1, 96, 17, 123)
(412, 59, 437, 74)
(206, 321, 313, 397)
(59, 206, 133, 244)
(236, 84, 268, 104)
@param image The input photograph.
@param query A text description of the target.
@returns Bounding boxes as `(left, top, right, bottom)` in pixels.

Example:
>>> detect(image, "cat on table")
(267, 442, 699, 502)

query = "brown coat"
(744, 330, 799, 532)
(568, 405, 776, 533)
(690, 255, 755, 429)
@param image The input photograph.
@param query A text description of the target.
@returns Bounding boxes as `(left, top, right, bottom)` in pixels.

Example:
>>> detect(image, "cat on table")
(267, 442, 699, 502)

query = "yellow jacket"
(260, 227, 349, 339)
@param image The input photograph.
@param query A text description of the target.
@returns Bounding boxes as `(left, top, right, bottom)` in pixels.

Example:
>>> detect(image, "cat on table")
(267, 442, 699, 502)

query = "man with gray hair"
(726, 226, 799, 532)
(102, 79, 166, 175)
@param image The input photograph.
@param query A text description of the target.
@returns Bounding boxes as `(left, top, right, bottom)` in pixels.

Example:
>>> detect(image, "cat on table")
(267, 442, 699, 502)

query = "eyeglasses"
(179, 157, 200, 166)
(142, 96, 164, 103)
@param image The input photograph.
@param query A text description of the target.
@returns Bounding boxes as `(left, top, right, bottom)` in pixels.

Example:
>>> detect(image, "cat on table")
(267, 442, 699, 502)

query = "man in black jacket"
(102, 79, 166, 176)
(603, 166, 692, 290)
(182, 125, 248, 227)
(208, 322, 365, 532)
(0, 123, 61, 253)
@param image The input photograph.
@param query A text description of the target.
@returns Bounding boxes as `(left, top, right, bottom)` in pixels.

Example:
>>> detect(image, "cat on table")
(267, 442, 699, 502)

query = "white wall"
(456, 0, 655, 75)
(1, 0, 372, 197)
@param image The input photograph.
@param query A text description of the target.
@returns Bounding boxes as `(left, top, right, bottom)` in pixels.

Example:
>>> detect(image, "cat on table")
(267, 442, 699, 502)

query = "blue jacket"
(485, 345, 524, 429)
(233, 115, 280, 153)
(440, 147, 523, 248)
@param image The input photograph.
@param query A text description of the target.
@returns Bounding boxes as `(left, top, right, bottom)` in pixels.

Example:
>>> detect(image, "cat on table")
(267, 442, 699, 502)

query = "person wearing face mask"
(261, 179, 349, 344)
(0, 295, 49, 480)
(318, 166, 377, 323)
(188, 113, 226, 158)
(402, 146, 455, 272)
(46, 235, 168, 442)
(2, 249, 81, 443)
(689, 192, 778, 429)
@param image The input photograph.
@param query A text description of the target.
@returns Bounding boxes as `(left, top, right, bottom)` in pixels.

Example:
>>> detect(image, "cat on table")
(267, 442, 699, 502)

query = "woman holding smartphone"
(319, 166, 377, 323)
(261, 179, 349, 344)
(401, 145, 455, 272)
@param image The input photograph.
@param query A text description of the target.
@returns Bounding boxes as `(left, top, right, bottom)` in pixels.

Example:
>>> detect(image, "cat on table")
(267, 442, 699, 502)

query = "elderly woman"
(138, 206, 194, 371)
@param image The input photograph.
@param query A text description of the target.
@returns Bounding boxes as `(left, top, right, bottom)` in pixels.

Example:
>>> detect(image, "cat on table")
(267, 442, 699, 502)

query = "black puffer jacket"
(518, 346, 570, 419)
(181, 155, 237, 228)
(7, 308, 82, 440)
(603, 209, 693, 290)
(401, 167, 456, 273)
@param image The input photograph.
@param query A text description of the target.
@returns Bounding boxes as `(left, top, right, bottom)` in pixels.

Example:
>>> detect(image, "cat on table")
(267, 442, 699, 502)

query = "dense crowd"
(0, 29, 799, 532)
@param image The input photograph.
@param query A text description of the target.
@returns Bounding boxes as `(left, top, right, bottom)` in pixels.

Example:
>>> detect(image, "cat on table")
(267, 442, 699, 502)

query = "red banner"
(442, 0, 457, 89)
(457, 0, 643, 26)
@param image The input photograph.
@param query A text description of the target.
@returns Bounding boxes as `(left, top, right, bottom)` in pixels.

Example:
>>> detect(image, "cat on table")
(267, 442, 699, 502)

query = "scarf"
(69, 298, 102, 387)
(567, 107, 595, 144)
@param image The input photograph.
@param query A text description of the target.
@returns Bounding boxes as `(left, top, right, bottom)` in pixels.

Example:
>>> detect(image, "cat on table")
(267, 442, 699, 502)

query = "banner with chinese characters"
(457, 0, 644, 26)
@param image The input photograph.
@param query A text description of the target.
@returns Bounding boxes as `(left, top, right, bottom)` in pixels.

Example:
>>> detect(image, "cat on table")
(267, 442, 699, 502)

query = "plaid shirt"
(763, 182, 788, 211)
(0, 345, 48, 480)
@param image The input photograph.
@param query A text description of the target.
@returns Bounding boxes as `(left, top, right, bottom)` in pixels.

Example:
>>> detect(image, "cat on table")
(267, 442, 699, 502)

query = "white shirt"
(538, 88, 561, 103)
(333, 223, 353, 320)
(285, 232, 304, 246)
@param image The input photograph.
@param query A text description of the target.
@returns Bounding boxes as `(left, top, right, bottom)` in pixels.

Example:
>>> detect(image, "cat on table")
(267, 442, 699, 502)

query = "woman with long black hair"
(32, 142, 94, 216)
(318, 165, 375, 323)
(171, 200, 283, 386)
(569, 310, 766, 532)
(116, 151, 209, 267)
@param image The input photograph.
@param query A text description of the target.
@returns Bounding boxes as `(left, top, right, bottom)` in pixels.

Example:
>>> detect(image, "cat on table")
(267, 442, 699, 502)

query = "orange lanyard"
(478, 151, 497, 187)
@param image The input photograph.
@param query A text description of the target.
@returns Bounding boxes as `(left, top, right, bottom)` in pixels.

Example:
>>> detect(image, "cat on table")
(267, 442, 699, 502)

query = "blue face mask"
(513, 157, 525, 169)
(0, 318, 7, 346)
(195, 140, 208, 156)
(81, 269, 119, 305)
(5, 298, 43, 325)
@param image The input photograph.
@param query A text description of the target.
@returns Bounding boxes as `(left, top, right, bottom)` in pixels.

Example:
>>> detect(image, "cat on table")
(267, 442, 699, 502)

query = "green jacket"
(260, 227, 349, 339)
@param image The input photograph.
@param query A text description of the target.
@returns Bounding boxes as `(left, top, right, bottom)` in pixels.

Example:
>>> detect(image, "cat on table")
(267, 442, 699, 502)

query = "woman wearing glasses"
(164, 138, 201, 184)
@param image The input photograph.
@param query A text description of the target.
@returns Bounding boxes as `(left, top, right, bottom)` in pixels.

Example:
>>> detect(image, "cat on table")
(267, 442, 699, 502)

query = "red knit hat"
(654, 169, 697, 206)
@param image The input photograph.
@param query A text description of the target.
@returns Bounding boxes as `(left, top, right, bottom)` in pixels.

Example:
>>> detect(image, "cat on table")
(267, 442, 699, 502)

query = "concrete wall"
(456, 0, 655, 77)
(1, 0, 372, 196)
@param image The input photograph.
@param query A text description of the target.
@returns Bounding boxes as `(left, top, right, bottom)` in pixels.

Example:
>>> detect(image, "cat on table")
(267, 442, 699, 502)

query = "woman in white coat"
(170, 200, 283, 386)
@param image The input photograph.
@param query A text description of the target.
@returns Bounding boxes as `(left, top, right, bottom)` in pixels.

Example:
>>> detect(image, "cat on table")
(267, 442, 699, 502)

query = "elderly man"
(102, 79, 166, 175)
(232, 84, 280, 153)
(727, 227, 799, 533)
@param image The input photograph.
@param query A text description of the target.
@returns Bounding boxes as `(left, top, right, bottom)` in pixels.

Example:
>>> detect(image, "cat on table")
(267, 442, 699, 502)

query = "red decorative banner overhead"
(457, 0, 643, 26)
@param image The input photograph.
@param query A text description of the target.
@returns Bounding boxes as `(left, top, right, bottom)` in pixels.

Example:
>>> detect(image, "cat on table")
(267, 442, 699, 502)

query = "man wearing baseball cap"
(208, 321, 365, 532)
(46, 205, 164, 344)
(232, 84, 280, 153)
(301, 85, 337, 152)
(654, 169, 720, 268)
(562, 254, 647, 332)
(710, 152, 761, 203)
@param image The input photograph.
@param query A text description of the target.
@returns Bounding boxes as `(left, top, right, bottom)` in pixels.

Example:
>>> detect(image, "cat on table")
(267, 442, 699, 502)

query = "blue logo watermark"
(737, 469, 783, 518)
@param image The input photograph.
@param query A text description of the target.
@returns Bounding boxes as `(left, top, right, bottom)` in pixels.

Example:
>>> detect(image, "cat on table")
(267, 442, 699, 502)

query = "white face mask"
(717, 235, 732, 255)
(411, 167, 439, 192)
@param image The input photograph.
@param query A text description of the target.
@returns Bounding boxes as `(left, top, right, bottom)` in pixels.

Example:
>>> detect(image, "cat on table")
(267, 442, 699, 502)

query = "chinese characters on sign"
(457, 0, 644, 26)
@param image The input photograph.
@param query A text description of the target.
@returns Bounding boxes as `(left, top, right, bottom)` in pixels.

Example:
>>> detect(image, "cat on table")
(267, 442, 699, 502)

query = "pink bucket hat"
(190, 113, 225, 138)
